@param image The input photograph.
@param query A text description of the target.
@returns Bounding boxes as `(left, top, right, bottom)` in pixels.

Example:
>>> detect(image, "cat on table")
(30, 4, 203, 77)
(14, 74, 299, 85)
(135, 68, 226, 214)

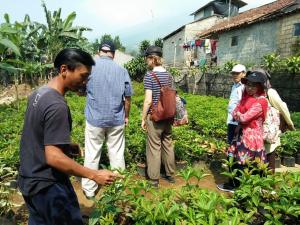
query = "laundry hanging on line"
(182, 38, 217, 55)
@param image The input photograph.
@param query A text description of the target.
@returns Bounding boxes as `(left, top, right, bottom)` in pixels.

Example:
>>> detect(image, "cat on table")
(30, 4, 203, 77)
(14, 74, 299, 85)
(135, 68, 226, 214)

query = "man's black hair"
(54, 48, 95, 71)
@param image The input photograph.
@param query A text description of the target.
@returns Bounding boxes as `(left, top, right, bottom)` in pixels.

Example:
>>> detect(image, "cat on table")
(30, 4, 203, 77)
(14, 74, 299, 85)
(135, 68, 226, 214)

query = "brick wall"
(175, 71, 300, 112)
(216, 20, 277, 65)
(277, 12, 300, 57)
(163, 29, 186, 66)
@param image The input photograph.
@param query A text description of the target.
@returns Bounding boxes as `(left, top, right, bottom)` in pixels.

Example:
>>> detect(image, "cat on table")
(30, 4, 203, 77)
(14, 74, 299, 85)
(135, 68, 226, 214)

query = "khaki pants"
(146, 116, 176, 180)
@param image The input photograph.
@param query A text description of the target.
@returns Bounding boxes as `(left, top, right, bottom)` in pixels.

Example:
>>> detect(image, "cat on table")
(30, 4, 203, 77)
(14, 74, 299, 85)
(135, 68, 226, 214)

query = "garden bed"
(1, 82, 300, 224)
(9, 167, 228, 225)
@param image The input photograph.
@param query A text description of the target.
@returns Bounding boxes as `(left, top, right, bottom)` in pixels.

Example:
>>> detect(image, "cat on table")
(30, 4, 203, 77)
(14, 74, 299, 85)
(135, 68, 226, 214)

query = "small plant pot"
(176, 161, 188, 170)
(295, 153, 300, 165)
(137, 163, 147, 177)
(0, 216, 15, 225)
(198, 153, 208, 162)
(282, 156, 295, 167)
(192, 160, 206, 170)
(209, 160, 223, 172)
(275, 157, 281, 168)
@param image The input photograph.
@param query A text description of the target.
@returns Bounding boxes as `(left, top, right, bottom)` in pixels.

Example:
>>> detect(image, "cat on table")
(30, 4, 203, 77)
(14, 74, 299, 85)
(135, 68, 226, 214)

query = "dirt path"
(0, 84, 33, 105)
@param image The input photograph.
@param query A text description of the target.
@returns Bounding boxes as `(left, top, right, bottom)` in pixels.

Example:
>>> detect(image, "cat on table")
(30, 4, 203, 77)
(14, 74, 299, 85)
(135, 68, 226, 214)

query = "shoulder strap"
(150, 72, 162, 87)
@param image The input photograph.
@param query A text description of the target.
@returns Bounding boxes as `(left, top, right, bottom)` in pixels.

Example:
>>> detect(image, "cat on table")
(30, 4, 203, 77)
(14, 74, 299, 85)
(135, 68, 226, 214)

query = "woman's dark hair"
(54, 48, 95, 71)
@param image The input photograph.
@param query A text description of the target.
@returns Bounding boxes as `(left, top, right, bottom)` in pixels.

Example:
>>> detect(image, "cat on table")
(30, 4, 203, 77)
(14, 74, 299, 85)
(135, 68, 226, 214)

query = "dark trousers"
(267, 151, 276, 174)
(23, 181, 83, 225)
(227, 124, 238, 145)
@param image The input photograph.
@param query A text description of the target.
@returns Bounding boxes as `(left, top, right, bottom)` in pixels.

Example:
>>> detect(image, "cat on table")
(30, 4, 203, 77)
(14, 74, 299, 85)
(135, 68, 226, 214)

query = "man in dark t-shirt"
(18, 48, 119, 225)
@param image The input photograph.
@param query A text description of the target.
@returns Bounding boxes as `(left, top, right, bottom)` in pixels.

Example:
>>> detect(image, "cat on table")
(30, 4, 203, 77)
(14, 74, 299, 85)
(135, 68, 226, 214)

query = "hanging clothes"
(199, 58, 207, 66)
(195, 39, 201, 46)
(183, 43, 190, 50)
(210, 39, 217, 56)
(187, 41, 192, 51)
(190, 40, 196, 49)
(200, 39, 205, 48)
(205, 39, 211, 54)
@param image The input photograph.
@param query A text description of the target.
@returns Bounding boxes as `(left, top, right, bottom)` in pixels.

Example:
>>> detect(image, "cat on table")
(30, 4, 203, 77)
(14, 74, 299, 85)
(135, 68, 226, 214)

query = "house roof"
(163, 15, 221, 40)
(114, 50, 134, 66)
(198, 0, 297, 38)
(190, 0, 247, 16)
(163, 26, 185, 41)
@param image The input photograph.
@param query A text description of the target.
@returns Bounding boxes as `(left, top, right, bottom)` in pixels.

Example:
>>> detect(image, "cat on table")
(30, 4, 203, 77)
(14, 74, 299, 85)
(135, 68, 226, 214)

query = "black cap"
(252, 68, 271, 80)
(99, 40, 115, 52)
(144, 45, 162, 57)
(241, 71, 266, 85)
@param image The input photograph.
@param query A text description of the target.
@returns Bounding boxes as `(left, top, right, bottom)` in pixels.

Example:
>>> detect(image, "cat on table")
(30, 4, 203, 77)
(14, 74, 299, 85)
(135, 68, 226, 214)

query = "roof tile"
(198, 0, 295, 37)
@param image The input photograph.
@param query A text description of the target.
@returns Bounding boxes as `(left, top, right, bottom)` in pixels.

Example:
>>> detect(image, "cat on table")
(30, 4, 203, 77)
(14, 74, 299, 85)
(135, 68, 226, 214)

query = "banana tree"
(1, 13, 46, 84)
(0, 19, 21, 88)
(0, 22, 21, 59)
(38, 2, 92, 62)
(1, 2, 92, 86)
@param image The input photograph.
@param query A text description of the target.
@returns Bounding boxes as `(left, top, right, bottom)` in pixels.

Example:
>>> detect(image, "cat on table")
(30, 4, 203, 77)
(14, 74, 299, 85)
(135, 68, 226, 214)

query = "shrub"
(279, 130, 300, 156)
(167, 67, 180, 77)
(124, 56, 147, 82)
(291, 112, 300, 130)
(284, 56, 300, 74)
(262, 53, 281, 72)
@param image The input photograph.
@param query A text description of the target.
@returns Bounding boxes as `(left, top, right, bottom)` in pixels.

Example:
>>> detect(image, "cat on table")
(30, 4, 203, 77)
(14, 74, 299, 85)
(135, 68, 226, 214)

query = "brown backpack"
(150, 72, 176, 122)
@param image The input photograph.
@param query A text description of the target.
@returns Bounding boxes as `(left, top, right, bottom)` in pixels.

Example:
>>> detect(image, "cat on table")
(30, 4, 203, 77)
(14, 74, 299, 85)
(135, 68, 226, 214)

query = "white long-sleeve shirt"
(227, 82, 245, 125)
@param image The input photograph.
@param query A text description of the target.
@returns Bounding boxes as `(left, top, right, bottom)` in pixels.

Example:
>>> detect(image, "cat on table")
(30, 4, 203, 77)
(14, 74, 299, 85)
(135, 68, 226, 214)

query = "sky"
(0, 0, 276, 51)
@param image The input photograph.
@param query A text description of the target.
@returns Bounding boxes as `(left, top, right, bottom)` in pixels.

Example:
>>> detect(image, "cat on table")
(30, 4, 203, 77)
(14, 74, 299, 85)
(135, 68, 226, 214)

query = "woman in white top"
(258, 69, 295, 173)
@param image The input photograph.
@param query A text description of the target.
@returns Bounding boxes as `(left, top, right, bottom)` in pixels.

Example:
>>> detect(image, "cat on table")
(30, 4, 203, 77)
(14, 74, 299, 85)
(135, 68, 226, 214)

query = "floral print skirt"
(227, 140, 266, 165)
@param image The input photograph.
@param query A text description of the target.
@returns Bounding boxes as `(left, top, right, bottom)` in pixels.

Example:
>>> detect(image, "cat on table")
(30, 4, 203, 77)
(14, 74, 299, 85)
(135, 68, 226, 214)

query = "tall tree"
(98, 34, 126, 52)
(39, 1, 91, 62)
(91, 38, 100, 54)
(139, 40, 150, 56)
(100, 34, 113, 45)
(113, 36, 125, 52)
(154, 38, 163, 49)
(1, 2, 92, 85)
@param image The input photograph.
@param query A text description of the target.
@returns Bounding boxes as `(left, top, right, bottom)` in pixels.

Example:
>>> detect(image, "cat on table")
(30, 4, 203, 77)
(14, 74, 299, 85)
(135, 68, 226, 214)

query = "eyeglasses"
(245, 82, 257, 87)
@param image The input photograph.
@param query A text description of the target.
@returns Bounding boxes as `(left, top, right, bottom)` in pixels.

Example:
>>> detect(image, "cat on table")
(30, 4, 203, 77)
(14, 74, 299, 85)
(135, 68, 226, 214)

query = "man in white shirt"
(217, 64, 246, 193)
(227, 64, 246, 144)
